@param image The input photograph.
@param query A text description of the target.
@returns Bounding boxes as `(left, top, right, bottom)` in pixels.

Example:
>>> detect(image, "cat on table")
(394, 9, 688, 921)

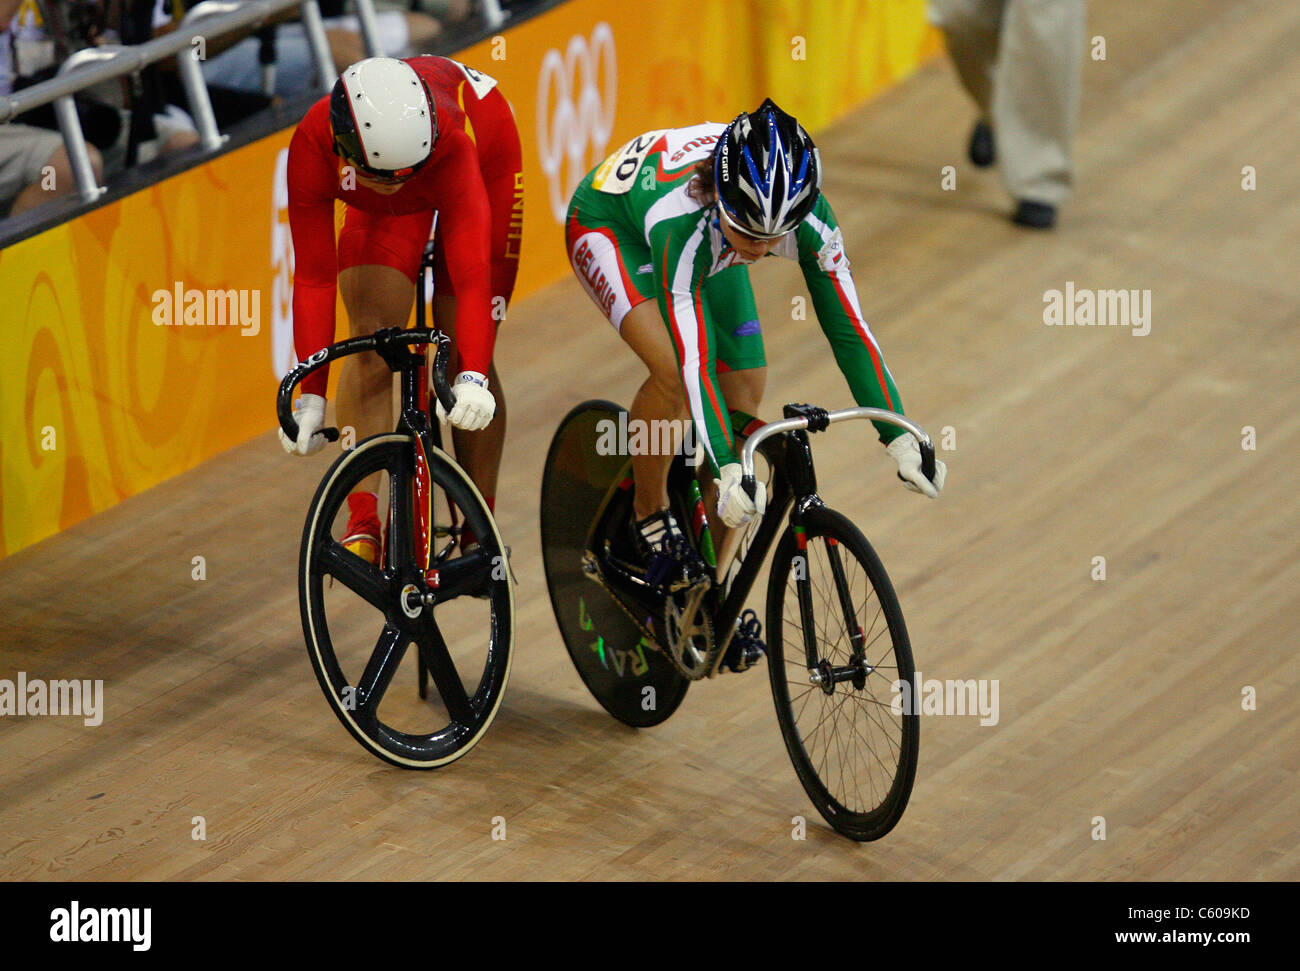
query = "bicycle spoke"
(816, 691, 890, 813)
(838, 684, 901, 804)
(792, 680, 818, 725)
(828, 692, 854, 801)
(436, 547, 494, 601)
(416, 618, 475, 726)
(318, 542, 390, 613)
(828, 688, 897, 805)
(355, 624, 409, 717)
(848, 701, 902, 777)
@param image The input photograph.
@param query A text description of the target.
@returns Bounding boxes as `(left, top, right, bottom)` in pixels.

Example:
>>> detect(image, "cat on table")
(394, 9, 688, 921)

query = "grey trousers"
(928, 0, 1086, 205)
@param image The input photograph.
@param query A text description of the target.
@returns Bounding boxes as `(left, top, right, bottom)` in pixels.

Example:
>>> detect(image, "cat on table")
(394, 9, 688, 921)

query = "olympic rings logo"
(536, 22, 617, 223)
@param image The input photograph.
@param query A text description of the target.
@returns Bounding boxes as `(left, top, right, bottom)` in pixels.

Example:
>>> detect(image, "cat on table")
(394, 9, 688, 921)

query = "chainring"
(660, 582, 717, 680)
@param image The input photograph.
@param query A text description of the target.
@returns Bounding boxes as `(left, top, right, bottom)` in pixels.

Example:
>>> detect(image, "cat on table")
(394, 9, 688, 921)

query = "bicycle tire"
(766, 505, 918, 840)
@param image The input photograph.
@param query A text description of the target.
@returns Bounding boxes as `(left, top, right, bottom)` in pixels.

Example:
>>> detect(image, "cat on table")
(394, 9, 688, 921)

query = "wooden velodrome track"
(2, 0, 1296, 881)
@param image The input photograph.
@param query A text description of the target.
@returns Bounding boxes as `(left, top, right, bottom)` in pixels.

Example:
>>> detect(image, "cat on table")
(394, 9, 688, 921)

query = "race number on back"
(446, 58, 499, 99)
(592, 130, 668, 194)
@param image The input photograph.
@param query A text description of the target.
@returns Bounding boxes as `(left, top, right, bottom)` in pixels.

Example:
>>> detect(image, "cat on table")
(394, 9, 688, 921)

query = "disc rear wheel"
(540, 401, 690, 727)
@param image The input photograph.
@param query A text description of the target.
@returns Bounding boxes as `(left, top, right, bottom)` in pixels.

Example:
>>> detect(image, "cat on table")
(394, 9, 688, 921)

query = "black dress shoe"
(1011, 199, 1057, 229)
(968, 121, 995, 167)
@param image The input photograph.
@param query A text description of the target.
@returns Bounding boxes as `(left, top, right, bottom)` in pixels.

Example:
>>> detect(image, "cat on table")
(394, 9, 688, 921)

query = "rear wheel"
(300, 433, 513, 768)
(540, 401, 689, 727)
(766, 505, 918, 840)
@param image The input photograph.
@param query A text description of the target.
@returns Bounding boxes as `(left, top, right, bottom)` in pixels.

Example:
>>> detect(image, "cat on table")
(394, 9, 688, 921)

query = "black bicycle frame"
(707, 421, 825, 662)
(275, 240, 454, 445)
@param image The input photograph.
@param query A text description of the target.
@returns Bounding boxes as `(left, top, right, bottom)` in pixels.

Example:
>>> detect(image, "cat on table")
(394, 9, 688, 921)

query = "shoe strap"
(635, 510, 682, 553)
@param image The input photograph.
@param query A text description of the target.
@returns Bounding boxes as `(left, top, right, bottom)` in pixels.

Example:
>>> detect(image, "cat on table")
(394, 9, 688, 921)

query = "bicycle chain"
(581, 552, 659, 646)
(582, 554, 726, 681)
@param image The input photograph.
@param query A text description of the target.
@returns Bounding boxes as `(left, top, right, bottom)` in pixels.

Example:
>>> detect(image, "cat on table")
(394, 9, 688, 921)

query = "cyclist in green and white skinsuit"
(565, 99, 946, 588)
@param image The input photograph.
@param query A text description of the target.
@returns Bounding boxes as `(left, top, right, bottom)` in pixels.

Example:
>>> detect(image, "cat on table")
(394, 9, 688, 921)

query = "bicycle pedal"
(720, 640, 765, 674)
(721, 608, 766, 674)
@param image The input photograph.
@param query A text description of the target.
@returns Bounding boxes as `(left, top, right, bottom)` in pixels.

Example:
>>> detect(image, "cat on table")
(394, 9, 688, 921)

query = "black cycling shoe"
(631, 510, 709, 595)
(721, 608, 766, 673)
(1012, 199, 1057, 229)
(968, 121, 995, 168)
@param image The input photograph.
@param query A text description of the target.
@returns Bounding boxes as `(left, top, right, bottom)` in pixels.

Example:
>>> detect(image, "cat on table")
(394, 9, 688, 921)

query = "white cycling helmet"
(330, 57, 436, 181)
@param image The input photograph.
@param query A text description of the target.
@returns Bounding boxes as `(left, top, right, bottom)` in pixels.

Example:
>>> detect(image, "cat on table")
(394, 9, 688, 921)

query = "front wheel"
(300, 433, 513, 768)
(766, 506, 918, 840)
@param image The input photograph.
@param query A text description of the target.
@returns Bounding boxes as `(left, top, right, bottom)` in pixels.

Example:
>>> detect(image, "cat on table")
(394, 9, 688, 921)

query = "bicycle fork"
(792, 523, 870, 694)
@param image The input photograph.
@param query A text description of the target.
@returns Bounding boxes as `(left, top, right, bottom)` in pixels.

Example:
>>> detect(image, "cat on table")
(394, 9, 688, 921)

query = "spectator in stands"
(1, 0, 104, 215)
(929, 0, 1086, 229)
(2, 1, 199, 186)
(200, 0, 467, 99)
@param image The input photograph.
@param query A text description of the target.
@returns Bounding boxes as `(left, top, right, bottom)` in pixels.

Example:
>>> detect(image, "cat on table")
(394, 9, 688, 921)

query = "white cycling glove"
(715, 463, 767, 528)
(886, 434, 946, 498)
(436, 371, 496, 432)
(278, 393, 328, 456)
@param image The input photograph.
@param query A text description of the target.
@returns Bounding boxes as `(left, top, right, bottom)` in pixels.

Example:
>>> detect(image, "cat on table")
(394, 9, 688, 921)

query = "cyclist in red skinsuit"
(282, 55, 523, 563)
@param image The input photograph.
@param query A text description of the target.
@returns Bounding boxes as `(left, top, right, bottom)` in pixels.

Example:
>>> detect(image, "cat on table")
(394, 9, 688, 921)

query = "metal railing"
(481, 0, 506, 28)
(0, 0, 376, 203)
(0, 0, 512, 207)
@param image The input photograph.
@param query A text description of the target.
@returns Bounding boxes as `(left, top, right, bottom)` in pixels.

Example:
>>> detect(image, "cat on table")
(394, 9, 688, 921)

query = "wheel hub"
(400, 583, 425, 618)
(816, 659, 836, 695)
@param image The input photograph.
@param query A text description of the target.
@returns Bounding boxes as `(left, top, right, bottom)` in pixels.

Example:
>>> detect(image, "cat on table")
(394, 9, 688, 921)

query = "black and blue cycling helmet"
(714, 98, 821, 239)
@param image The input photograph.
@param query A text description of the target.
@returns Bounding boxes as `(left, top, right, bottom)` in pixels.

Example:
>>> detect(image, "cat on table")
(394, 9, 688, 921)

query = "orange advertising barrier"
(0, 0, 937, 560)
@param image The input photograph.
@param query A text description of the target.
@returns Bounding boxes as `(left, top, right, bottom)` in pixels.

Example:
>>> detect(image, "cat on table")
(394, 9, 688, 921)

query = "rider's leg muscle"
(619, 300, 690, 521)
(433, 293, 507, 503)
(339, 263, 414, 493)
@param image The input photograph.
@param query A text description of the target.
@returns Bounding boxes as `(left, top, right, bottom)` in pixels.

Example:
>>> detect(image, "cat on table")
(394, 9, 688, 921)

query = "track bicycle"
(276, 246, 513, 769)
(540, 401, 936, 840)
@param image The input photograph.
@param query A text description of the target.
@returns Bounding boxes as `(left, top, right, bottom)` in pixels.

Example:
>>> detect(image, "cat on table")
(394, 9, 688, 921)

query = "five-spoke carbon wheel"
(301, 433, 513, 768)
